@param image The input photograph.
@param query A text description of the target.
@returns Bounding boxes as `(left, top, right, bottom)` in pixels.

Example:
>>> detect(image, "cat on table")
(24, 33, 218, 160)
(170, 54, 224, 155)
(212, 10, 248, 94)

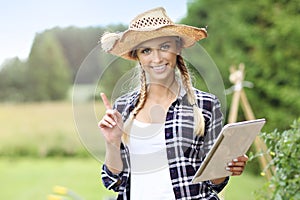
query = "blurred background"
(0, 0, 299, 199)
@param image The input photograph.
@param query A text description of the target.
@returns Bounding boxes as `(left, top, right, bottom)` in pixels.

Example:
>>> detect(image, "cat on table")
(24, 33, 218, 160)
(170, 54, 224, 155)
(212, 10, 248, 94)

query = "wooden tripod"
(227, 63, 274, 180)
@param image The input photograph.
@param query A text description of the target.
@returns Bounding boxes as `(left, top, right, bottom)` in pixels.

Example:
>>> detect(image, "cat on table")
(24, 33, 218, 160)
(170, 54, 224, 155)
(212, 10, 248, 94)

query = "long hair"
(176, 55, 205, 136)
(122, 68, 147, 143)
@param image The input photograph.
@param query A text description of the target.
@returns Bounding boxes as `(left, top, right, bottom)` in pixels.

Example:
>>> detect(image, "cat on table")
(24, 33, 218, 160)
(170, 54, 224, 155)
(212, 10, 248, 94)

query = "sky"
(0, 0, 188, 66)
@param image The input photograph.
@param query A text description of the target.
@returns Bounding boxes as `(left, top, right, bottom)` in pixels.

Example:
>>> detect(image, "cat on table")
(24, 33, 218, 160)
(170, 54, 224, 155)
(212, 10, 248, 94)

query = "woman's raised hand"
(98, 93, 123, 145)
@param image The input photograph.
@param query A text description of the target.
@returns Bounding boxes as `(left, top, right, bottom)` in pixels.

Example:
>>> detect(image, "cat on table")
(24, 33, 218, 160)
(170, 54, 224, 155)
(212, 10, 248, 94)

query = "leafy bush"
(255, 118, 300, 200)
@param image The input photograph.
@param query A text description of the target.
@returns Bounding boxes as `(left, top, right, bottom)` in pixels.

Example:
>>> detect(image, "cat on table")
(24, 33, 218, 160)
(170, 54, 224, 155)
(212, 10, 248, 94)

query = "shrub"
(255, 118, 300, 200)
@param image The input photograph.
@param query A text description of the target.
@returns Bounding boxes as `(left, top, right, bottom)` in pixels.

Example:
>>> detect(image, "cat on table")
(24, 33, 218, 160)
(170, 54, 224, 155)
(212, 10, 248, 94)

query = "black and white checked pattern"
(101, 87, 229, 200)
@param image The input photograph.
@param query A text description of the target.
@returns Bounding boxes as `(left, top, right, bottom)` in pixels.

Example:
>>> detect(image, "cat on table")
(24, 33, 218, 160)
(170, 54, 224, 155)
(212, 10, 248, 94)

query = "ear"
(175, 37, 183, 55)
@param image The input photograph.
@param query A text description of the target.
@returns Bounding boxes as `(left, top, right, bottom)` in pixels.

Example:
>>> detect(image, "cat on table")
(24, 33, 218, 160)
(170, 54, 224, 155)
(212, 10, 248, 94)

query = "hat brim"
(109, 24, 207, 60)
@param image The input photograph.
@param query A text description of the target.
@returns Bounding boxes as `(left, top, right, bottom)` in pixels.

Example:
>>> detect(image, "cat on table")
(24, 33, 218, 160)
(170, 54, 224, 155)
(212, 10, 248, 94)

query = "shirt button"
(170, 169, 177, 177)
(166, 113, 172, 120)
(166, 132, 172, 138)
(167, 150, 174, 158)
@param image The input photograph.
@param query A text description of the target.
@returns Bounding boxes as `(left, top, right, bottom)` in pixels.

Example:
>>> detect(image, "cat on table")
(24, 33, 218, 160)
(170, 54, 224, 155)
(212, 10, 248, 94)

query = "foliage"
(255, 118, 300, 199)
(50, 24, 126, 84)
(27, 32, 71, 101)
(182, 0, 300, 132)
(52, 26, 120, 83)
(96, 56, 137, 101)
(0, 58, 28, 102)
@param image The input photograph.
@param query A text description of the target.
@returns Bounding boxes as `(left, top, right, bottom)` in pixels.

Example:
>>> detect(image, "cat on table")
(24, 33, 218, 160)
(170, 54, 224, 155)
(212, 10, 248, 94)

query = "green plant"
(255, 118, 300, 200)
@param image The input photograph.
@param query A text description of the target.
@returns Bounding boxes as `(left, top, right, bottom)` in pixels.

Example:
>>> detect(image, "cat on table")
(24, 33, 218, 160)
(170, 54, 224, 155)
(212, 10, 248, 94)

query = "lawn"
(0, 157, 265, 200)
(0, 157, 116, 200)
(224, 169, 266, 199)
(0, 101, 105, 157)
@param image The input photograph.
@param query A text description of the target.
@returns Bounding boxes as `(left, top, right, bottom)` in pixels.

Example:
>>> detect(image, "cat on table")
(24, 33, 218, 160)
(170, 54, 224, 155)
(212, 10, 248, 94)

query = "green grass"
(224, 168, 266, 200)
(0, 157, 266, 200)
(0, 157, 116, 200)
(0, 102, 105, 157)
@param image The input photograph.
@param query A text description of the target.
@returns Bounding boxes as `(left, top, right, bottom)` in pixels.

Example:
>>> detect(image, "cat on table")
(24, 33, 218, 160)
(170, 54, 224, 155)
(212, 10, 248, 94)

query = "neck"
(147, 77, 179, 102)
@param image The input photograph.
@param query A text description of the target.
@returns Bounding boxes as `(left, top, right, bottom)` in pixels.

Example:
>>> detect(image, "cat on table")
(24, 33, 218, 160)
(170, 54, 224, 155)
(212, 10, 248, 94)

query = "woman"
(98, 7, 248, 200)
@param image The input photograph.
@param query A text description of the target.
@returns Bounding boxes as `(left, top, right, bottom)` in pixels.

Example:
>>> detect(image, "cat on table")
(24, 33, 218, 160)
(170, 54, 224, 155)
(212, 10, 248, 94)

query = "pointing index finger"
(100, 93, 112, 110)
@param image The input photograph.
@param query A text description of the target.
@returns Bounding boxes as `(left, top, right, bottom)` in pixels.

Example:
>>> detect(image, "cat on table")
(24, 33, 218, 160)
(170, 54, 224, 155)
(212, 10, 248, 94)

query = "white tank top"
(127, 119, 175, 200)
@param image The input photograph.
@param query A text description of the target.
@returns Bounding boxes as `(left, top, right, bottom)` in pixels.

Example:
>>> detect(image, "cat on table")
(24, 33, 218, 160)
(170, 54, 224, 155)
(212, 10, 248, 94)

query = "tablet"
(192, 118, 266, 183)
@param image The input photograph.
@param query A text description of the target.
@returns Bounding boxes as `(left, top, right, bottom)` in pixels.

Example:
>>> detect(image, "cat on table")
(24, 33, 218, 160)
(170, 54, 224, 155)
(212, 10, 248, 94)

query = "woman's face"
(135, 36, 181, 83)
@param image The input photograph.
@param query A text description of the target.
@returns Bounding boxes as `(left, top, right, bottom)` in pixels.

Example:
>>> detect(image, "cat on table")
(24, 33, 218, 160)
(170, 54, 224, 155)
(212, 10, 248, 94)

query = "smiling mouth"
(151, 65, 167, 72)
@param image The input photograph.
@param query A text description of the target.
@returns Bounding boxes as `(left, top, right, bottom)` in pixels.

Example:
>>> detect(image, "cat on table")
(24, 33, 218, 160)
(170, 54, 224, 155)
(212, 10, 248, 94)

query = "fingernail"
(226, 167, 231, 171)
(228, 162, 233, 166)
(233, 158, 238, 162)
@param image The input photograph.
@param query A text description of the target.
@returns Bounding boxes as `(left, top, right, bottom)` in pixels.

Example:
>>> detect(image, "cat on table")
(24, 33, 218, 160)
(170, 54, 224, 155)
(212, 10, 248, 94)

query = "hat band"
(129, 17, 172, 30)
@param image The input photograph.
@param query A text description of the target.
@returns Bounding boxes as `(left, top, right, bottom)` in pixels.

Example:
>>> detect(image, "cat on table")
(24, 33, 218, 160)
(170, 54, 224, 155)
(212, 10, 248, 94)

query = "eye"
(141, 48, 151, 55)
(160, 43, 171, 51)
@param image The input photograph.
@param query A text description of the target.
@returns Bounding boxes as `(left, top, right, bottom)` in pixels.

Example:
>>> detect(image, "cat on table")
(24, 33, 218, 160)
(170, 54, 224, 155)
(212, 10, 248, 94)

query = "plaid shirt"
(101, 86, 229, 200)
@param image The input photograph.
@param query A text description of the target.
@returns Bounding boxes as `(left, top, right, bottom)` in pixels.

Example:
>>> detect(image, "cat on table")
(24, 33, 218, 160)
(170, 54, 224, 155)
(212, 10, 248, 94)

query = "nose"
(152, 49, 163, 63)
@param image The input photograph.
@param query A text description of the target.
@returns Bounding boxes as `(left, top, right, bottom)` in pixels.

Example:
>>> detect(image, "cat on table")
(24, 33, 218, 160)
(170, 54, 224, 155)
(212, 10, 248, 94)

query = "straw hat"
(100, 7, 207, 60)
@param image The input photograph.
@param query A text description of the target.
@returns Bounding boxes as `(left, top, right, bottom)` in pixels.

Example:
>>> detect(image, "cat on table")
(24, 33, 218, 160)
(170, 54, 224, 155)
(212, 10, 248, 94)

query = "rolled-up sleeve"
(207, 176, 230, 193)
(101, 164, 124, 191)
(101, 142, 130, 193)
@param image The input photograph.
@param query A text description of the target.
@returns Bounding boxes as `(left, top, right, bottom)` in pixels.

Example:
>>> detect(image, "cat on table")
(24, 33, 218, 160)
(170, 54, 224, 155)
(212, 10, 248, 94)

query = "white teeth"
(154, 66, 164, 70)
(152, 65, 166, 71)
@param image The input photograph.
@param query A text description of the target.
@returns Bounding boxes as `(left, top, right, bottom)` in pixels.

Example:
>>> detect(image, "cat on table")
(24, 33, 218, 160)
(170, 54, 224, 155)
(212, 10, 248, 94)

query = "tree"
(52, 24, 127, 83)
(27, 32, 71, 101)
(181, 0, 300, 132)
(0, 57, 27, 102)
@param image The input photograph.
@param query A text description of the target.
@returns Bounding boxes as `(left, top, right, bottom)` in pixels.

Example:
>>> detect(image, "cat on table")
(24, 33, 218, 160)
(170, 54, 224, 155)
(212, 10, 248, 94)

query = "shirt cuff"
(207, 176, 229, 193)
(103, 164, 122, 178)
(102, 164, 123, 189)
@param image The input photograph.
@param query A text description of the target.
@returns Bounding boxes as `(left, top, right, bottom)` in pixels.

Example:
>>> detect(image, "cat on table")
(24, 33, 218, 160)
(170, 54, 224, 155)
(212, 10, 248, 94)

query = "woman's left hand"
(226, 154, 248, 176)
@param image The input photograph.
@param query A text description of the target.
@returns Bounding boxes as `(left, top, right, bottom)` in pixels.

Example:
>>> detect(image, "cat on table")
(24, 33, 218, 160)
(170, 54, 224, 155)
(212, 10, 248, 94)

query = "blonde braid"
(122, 67, 147, 143)
(177, 55, 205, 136)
